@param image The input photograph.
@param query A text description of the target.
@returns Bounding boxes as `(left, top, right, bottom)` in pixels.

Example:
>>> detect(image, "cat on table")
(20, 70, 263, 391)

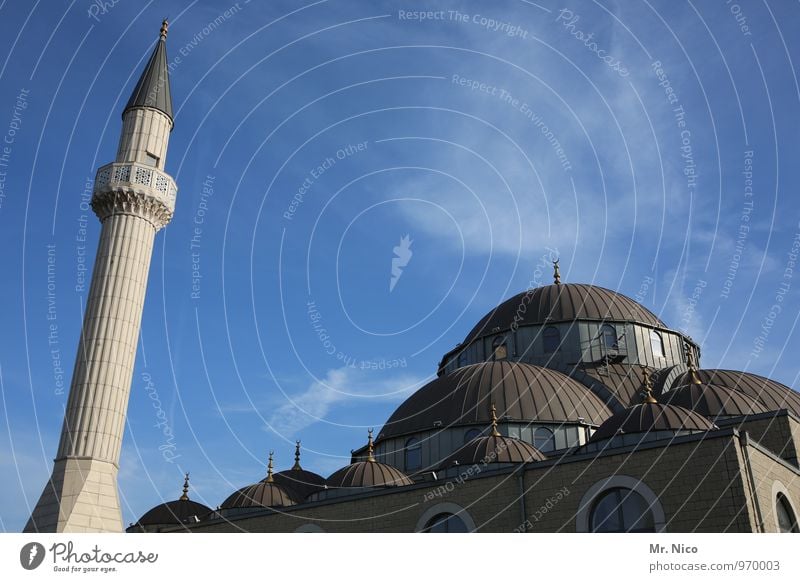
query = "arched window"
(404, 437, 421, 471)
(422, 512, 469, 533)
(776, 494, 799, 533)
(464, 428, 482, 444)
(601, 324, 618, 349)
(533, 427, 555, 452)
(543, 326, 561, 353)
(590, 488, 656, 532)
(650, 330, 665, 358)
(492, 336, 508, 360)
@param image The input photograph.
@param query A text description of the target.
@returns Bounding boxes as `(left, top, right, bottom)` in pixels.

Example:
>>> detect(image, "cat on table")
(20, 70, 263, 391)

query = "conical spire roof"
(124, 19, 173, 123)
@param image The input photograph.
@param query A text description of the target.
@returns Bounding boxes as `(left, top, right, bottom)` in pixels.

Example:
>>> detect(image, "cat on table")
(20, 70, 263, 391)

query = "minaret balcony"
(93, 161, 177, 212)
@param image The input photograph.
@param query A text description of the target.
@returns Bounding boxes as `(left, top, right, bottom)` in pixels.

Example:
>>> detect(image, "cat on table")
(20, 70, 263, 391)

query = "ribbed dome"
(440, 434, 546, 469)
(661, 380, 768, 418)
(590, 402, 715, 442)
(379, 361, 612, 441)
(680, 369, 800, 417)
(464, 283, 664, 343)
(273, 469, 326, 502)
(133, 498, 211, 528)
(220, 480, 296, 510)
(326, 460, 414, 489)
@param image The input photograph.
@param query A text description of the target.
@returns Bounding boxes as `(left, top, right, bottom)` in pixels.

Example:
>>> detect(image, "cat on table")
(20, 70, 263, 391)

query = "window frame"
(543, 326, 561, 354)
(404, 437, 422, 472)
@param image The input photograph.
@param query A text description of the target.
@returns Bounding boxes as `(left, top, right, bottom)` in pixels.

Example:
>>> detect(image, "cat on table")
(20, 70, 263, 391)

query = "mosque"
(24, 23, 800, 534)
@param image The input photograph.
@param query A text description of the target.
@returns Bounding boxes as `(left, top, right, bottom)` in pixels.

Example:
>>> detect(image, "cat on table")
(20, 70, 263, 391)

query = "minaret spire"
(26, 22, 178, 533)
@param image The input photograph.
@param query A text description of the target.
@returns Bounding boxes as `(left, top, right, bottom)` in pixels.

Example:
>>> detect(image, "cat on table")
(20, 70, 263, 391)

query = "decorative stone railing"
(94, 161, 177, 207)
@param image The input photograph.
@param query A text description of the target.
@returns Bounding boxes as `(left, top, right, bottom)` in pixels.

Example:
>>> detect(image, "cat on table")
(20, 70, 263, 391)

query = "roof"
(661, 381, 768, 418)
(124, 25, 173, 122)
(133, 498, 211, 527)
(463, 283, 665, 343)
(439, 434, 546, 469)
(273, 469, 326, 502)
(326, 460, 413, 489)
(590, 402, 715, 441)
(220, 480, 296, 509)
(680, 369, 800, 417)
(378, 361, 612, 441)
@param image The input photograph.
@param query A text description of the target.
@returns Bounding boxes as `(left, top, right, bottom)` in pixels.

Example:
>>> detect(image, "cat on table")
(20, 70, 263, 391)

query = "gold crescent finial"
(292, 440, 302, 470)
(641, 368, 657, 404)
(266, 451, 275, 482)
(553, 259, 561, 285)
(367, 428, 376, 462)
(160, 19, 169, 40)
(490, 402, 501, 437)
(686, 348, 702, 385)
(179, 472, 189, 501)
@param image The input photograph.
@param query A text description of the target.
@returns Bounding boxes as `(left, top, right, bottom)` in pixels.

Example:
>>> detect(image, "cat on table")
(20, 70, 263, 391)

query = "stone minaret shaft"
(26, 21, 177, 533)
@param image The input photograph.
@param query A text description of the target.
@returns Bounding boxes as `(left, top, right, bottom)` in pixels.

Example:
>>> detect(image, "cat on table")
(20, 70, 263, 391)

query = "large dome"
(378, 361, 612, 441)
(464, 283, 665, 343)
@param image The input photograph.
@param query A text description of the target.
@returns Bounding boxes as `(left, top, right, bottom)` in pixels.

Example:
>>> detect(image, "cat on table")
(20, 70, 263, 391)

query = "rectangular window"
(144, 152, 159, 167)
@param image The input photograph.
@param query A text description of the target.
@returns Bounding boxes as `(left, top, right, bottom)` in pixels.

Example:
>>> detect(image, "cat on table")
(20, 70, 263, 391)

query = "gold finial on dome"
(160, 19, 169, 40)
(490, 402, 501, 437)
(266, 451, 275, 482)
(553, 259, 561, 285)
(685, 348, 702, 385)
(367, 428, 376, 462)
(292, 440, 302, 470)
(179, 472, 189, 501)
(641, 368, 658, 404)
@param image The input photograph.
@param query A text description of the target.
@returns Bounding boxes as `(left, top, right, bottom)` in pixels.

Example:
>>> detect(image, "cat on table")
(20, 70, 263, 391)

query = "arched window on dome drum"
(533, 427, 555, 452)
(601, 324, 618, 350)
(405, 437, 421, 471)
(543, 326, 561, 353)
(492, 335, 508, 361)
(590, 488, 656, 532)
(776, 493, 799, 533)
(464, 428, 482, 444)
(422, 512, 469, 533)
(650, 330, 665, 358)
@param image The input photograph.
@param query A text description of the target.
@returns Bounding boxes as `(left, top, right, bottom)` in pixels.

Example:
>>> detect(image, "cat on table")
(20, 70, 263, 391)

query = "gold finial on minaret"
(266, 451, 275, 482)
(179, 472, 189, 501)
(641, 368, 657, 404)
(553, 259, 561, 285)
(160, 19, 169, 40)
(490, 402, 501, 437)
(292, 440, 302, 470)
(366, 429, 376, 462)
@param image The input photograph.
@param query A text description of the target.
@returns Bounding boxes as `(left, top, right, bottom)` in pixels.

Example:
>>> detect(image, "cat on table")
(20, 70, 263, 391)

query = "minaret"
(25, 21, 177, 533)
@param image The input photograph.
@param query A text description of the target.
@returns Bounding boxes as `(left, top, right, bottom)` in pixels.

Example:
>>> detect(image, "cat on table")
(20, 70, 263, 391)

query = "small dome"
(327, 430, 413, 489)
(379, 361, 611, 441)
(129, 474, 211, 531)
(440, 434, 546, 468)
(220, 452, 296, 510)
(463, 282, 664, 343)
(661, 375, 768, 418)
(681, 369, 800, 417)
(273, 442, 326, 502)
(590, 401, 715, 442)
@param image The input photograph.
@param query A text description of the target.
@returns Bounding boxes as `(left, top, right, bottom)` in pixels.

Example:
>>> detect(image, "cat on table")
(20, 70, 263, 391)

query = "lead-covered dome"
(440, 434, 546, 468)
(464, 283, 664, 343)
(661, 373, 768, 419)
(379, 361, 612, 441)
(220, 453, 296, 510)
(590, 401, 715, 442)
(128, 474, 211, 532)
(273, 442, 326, 502)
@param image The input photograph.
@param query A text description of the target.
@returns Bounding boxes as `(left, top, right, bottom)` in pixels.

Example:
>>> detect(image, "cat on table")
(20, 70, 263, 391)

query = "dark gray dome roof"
(464, 283, 665, 343)
(682, 369, 800, 417)
(379, 361, 612, 441)
(661, 381, 768, 418)
(221, 479, 296, 509)
(439, 434, 546, 469)
(132, 498, 211, 528)
(326, 460, 413, 489)
(273, 469, 326, 502)
(590, 402, 715, 441)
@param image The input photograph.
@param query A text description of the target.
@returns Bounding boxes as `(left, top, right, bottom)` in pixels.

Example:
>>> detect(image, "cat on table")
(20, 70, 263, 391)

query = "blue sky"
(1, 0, 799, 530)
